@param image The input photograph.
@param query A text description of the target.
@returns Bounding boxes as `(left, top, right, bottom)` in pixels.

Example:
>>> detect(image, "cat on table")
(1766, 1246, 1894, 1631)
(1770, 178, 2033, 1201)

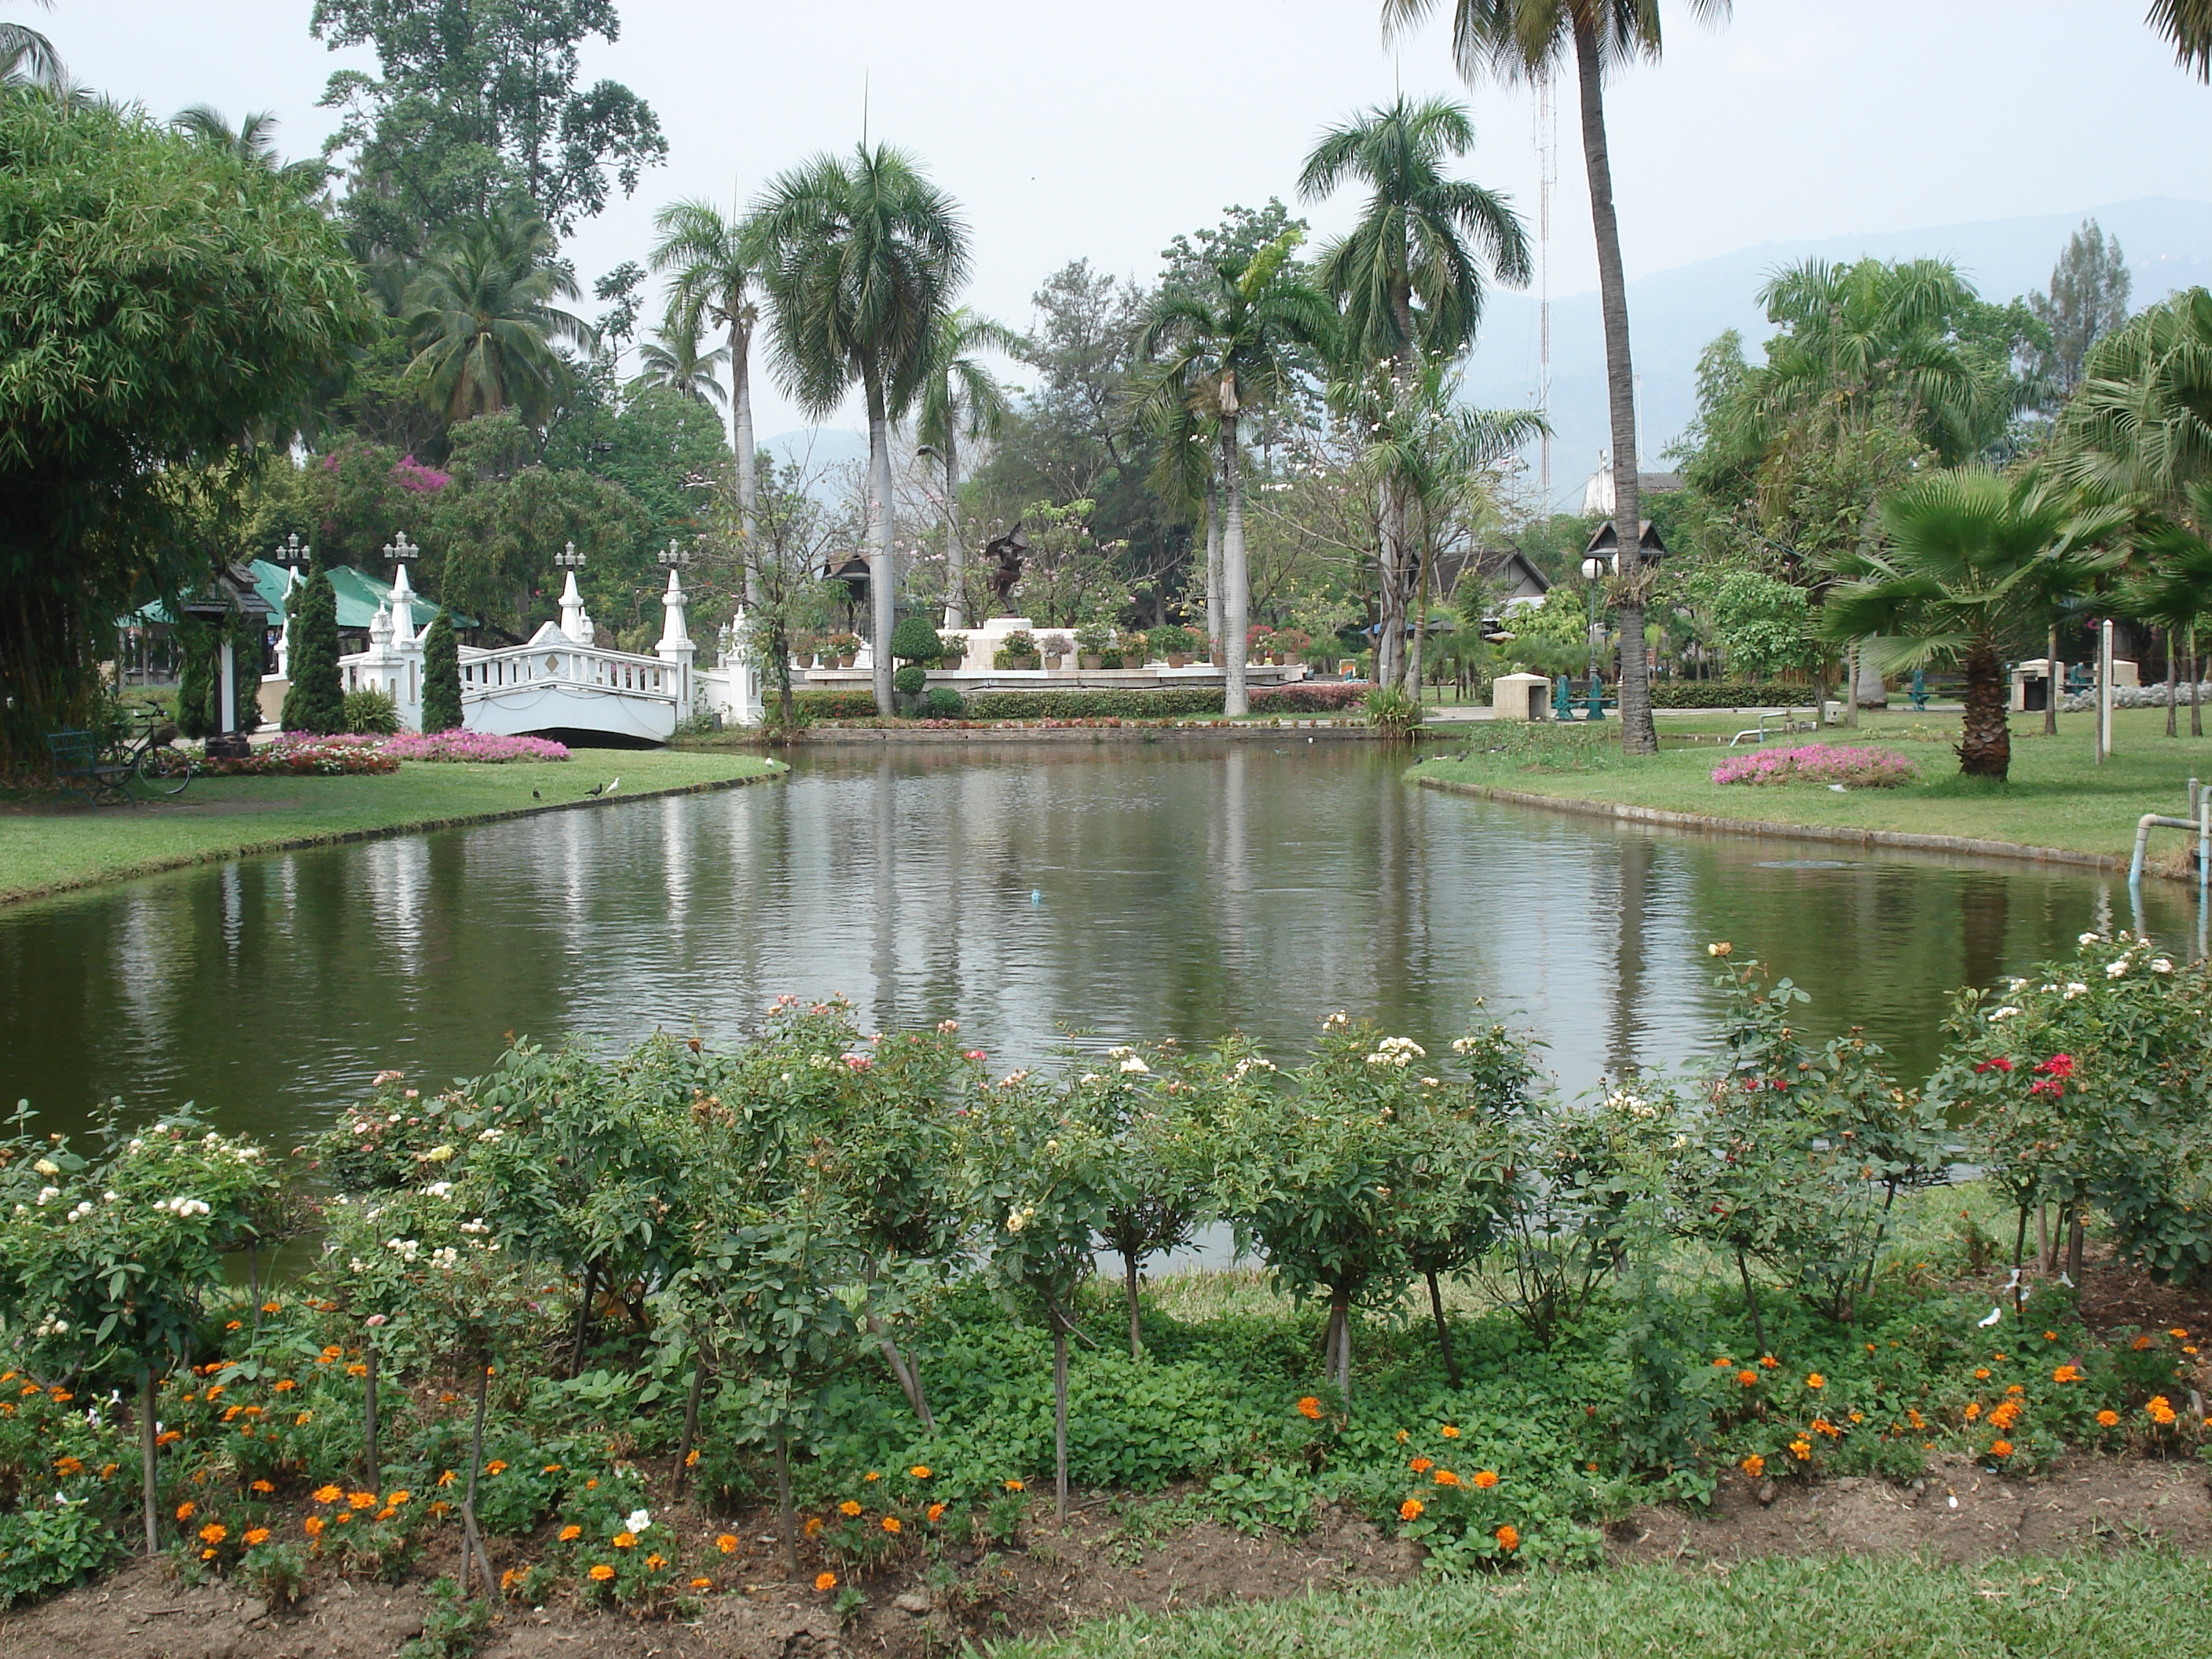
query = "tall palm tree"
(2052, 288, 2212, 518)
(1298, 93, 1529, 692)
(753, 145, 970, 715)
(651, 200, 764, 591)
(0, 1, 57, 89)
(403, 210, 593, 427)
(2113, 498, 2212, 738)
(2154, 0, 2212, 76)
(1135, 233, 1337, 716)
(1823, 473, 2115, 781)
(171, 105, 327, 194)
(1387, 0, 1734, 755)
(634, 300, 731, 408)
(914, 307, 1018, 626)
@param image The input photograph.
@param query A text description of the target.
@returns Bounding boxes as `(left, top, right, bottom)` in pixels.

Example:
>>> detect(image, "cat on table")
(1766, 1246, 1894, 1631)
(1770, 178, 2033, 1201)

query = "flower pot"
(1168, 654, 1189, 668)
(1044, 654, 1064, 670)
(796, 653, 815, 669)
(1016, 656, 1040, 671)
(837, 654, 855, 669)
(1079, 653, 1103, 670)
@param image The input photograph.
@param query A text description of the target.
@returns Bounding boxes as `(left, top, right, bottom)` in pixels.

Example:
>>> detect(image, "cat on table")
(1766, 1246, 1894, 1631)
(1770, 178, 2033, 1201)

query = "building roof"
(128, 560, 473, 630)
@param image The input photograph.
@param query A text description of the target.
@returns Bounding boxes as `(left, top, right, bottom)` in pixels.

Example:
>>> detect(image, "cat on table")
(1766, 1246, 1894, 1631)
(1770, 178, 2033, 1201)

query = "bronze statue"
(984, 523, 1027, 611)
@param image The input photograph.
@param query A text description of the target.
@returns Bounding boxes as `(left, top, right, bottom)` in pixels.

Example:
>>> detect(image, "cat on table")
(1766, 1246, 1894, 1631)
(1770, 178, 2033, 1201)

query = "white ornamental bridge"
(330, 541, 769, 742)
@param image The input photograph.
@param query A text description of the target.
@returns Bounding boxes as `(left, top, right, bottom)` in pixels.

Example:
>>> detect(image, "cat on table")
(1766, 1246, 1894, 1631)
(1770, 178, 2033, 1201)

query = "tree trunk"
(2167, 630, 2180, 737)
(1221, 411, 1251, 717)
(140, 1366, 159, 1556)
(1403, 535, 1430, 700)
(1124, 1253, 1144, 1361)
(460, 1362, 491, 1599)
(1957, 643, 2012, 779)
(1424, 1269, 1459, 1389)
(363, 1340, 380, 1496)
(1573, 20, 1654, 755)
(733, 315, 759, 607)
(1204, 483, 1224, 661)
(674, 1356, 705, 1497)
(1329, 1291, 1353, 1400)
(1053, 1324, 1071, 1525)
(2067, 1210, 2086, 1287)
(869, 1313, 935, 1430)
(2046, 621, 2061, 738)
(941, 432, 965, 628)
(1375, 481, 1405, 690)
(775, 1430, 798, 1577)
(2193, 629, 2203, 738)
(1855, 643, 1888, 709)
(866, 379, 896, 716)
(569, 1262, 595, 1378)
(1735, 1249, 1768, 1357)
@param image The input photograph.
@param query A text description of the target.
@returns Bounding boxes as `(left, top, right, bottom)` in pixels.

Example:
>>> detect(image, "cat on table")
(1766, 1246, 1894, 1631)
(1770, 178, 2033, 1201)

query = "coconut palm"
(634, 301, 731, 408)
(650, 200, 764, 587)
(1298, 93, 1529, 691)
(0, 1, 57, 89)
(1822, 473, 2111, 780)
(2050, 288, 2212, 519)
(2155, 0, 2212, 76)
(914, 308, 1019, 626)
(1135, 232, 1337, 716)
(171, 105, 327, 194)
(403, 210, 593, 427)
(752, 145, 970, 715)
(1387, 0, 1734, 755)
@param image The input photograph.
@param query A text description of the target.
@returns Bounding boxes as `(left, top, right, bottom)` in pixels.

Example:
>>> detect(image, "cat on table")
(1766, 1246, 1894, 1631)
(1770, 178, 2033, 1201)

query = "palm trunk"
(866, 379, 896, 716)
(1375, 481, 1405, 689)
(1573, 19, 1654, 756)
(1855, 643, 1887, 709)
(1221, 411, 1250, 717)
(733, 315, 758, 607)
(1204, 483, 1224, 660)
(1958, 642, 2011, 779)
(2167, 630, 2179, 737)
(2194, 629, 2203, 738)
(1404, 532, 1430, 700)
(942, 433, 965, 628)
(2045, 621, 2061, 737)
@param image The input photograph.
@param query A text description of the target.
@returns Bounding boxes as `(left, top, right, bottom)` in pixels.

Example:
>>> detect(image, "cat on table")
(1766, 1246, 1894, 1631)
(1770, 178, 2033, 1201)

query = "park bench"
(45, 727, 131, 802)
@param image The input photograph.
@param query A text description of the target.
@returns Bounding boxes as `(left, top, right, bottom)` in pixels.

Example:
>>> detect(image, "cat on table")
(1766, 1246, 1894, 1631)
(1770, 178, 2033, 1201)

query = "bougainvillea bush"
(1711, 744, 1917, 788)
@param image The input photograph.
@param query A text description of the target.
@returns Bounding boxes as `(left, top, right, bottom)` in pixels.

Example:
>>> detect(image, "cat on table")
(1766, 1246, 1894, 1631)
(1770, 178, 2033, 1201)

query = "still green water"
(1, 744, 2196, 1148)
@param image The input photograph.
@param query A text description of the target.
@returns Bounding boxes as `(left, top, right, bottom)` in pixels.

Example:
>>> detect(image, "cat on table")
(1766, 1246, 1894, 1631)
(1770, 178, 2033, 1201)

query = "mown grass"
(1412, 707, 2212, 862)
(990, 1553, 2212, 1658)
(0, 750, 782, 903)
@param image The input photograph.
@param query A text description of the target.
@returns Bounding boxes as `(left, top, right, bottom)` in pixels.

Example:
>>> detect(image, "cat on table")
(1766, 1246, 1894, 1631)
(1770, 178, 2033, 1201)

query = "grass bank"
(1413, 708, 2212, 866)
(992, 1552, 2212, 1659)
(0, 750, 783, 906)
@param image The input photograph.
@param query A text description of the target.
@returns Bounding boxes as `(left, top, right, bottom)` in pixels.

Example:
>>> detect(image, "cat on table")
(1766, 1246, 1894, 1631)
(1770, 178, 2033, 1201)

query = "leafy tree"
(753, 144, 971, 714)
(1822, 472, 2115, 779)
(281, 557, 347, 734)
(1393, 0, 1736, 756)
(0, 94, 372, 768)
(2029, 222, 2131, 398)
(650, 199, 762, 584)
(914, 308, 1019, 626)
(420, 606, 463, 731)
(311, 0, 666, 248)
(1135, 233, 1336, 715)
(1709, 570, 1820, 681)
(404, 209, 593, 427)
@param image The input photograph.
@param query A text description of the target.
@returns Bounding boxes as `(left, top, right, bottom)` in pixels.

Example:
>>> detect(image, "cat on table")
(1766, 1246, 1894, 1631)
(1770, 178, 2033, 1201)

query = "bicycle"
(121, 716, 196, 797)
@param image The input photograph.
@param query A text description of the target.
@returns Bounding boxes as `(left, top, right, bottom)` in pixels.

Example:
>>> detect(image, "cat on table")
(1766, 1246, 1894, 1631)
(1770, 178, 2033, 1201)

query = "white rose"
(1119, 1057, 1149, 1075)
(2150, 958, 2174, 973)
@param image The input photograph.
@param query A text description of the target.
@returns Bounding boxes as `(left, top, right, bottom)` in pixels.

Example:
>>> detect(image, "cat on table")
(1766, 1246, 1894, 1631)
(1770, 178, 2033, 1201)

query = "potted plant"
(938, 632, 969, 671)
(1075, 622, 1112, 670)
(1149, 624, 1199, 668)
(792, 632, 819, 670)
(826, 631, 862, 668)
(1274, 628, 1312, 667)
(1248, 624, 1276, 665)
(994, 628, 1040, 670)
(1116, 630, 1148, 669)
(1039, 631, 1073, 670)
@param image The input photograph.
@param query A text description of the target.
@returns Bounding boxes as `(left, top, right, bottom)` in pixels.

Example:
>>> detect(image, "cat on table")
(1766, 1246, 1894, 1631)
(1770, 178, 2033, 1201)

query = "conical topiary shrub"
(279, 559, 345, 735)
(419, 609, 463, 733)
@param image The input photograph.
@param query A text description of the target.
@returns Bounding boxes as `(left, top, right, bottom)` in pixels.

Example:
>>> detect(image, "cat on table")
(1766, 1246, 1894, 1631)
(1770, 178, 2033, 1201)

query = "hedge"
(1250, 683, 1364, 712)
(961, 688, 1225, 721)
(793, 688, 884, 719)
(1650, 680, 1818, 709)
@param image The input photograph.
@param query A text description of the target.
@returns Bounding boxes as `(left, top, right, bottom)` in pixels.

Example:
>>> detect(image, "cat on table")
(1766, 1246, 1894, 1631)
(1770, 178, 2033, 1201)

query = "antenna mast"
(1535, 68, 1557, 501)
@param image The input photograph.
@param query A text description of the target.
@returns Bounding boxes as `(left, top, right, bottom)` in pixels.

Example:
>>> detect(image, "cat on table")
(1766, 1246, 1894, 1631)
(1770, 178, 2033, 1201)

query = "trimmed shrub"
(923, 686, 965, 718)
(793, 688, 883, 720)
(892, 663, 927, 694)
(888, 616, 944, 661)
(1250, 683, 1364, 712)
(420, 610, 463, 733)
(279, 562, 345, 734)
(1650, 680, 1812, 709)
(962, 688, 1225, 721)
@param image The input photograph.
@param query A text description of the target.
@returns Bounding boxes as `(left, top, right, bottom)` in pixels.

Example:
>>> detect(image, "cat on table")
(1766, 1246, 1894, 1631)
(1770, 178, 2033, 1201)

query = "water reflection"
(2, 744, 2199, 1149)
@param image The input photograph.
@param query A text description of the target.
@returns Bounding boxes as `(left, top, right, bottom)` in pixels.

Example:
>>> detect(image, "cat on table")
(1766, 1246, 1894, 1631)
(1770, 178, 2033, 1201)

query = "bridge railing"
(460, 642, 679, 704)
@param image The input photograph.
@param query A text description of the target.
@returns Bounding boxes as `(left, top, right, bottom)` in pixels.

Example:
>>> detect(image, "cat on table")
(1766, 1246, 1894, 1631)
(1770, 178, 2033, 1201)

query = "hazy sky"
(51, 1, 2212, 435)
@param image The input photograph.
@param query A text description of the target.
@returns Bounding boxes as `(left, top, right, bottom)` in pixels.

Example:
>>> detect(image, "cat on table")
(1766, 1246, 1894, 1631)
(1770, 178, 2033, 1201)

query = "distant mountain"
(1459, 197, 2212, 507)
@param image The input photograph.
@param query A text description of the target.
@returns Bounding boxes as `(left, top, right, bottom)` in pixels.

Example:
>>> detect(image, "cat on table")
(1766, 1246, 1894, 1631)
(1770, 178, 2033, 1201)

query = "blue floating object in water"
(1031, 889, 1044, 905)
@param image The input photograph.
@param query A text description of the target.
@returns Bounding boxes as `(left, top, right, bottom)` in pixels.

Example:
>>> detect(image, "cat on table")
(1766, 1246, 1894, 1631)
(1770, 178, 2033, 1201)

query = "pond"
(2, 742, 2199, 1151)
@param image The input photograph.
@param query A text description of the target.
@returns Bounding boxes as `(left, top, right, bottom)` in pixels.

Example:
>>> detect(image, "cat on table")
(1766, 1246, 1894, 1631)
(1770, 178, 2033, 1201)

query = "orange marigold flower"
(716, 1533, 738, 1554)
(1975, 1368, 1991, 1380)
(1712, 1357, 1733, 1368)
(1399, 1499, 1424, 1522)
(243, 1527, 270, 1547)
(2097, 1409, 2121, 1427)
(346, 1363, 367, 1377)
(589, 1564, 614, 1582)
(613, 1532, 638, 1549)
(200, 1548, 216, 1561)
(1741, 1454, 1766, 1478)
(686, 1449, 700, 1466)
(910, 1465, 932, 1479)
(1965, 1402, 1982, 1420)
(803, 1518, 824, 1537)
(484, 1460, 507, 1476)
(436, 1470, 457, 1488)
(881, 1516, 902, 1534)
(1738, 1370, 1760, 1387)
(1296, 1397, 1323, 1420)
(349, 1492, 375, 1510)
(156, 1430, 181, 1446)
(543, 1464, 562, 1474)
(646, 1554, 667, 1570)
(1472, 1470, 1499, 1489)
(199, 1522, 227, 1544)
(690, 1578, 712, 1591)
(1439, 1425, 1461, 1439)
(815, 1572, 838, 1592)
(1989, 1440, 2015, 1458)
(927, 1503, 946, 1522)
(2147, 1397, 2179, 1426)
(1494, 1524, 1520, 1552)
(2133, 1335, 2155, 1351)
(1004, 1479, 1025, 1492)
(1408, 1457, 1434, 1474)
(840, 1500, 862, 1517)
(55, 1456, 82, 1476)
(225, 1320, 243, 1331)
(1434, 1470, 1461, 1488)
(557, 1524, 582, 1543)
(863, 1470, 880, 1481)
(1758, 1356, 1778, 1369)
(303, 1517, 324, 1538)
(1789, 1438, 1812, 1459)
(387, 1490, 410, 1506)
(2053, 1365, 2082, 1383)
(176, 1501, 196, 1521)
(251, 1479, 274, 1494)
(1805, 1374, 1825, 1390)
(312, 1485, 342, 1505)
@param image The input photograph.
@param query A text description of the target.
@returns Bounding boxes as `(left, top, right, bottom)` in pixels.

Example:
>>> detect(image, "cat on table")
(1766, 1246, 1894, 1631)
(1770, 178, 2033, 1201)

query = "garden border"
(0, 765, 786, 910)
(1414, 775, 2137, 876)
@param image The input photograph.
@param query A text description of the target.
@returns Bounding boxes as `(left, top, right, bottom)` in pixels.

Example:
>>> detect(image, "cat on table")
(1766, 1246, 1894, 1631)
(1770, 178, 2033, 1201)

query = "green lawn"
(0, 750, 782, 904)
(991, 1554, 2212, 1659)
(1413, 707, 2212, 864)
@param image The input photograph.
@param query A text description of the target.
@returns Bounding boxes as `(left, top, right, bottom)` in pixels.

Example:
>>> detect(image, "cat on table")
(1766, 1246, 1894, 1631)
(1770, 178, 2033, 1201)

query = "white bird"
(604, 777, 620, 796)
(1977, 1306, 2005, 1328)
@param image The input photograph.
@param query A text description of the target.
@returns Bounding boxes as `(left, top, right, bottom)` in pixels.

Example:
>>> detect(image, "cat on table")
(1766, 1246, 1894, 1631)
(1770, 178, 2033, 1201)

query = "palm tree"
(1298, 93, 1529, 693)
(634, 301, 731, 408)
(1387, 0, 1734, 755)
(171, 105, 327, 194)
(0, 1, 57, 89)
(1135, 233, 1337, 716)
(914, 308, 1018, 627)
(651, 200, 764, 591)
(753, 145, 971, 715)
(2051, 289, 2212, 518)
(403, 211, 593, 428)
(1822, 473, 2108, 780)
(2112, 491, 2212, 738)
(2154, 0, 2212, 75)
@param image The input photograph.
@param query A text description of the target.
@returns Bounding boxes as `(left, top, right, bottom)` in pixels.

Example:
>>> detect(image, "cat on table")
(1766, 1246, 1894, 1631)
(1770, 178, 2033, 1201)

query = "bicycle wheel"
(133, 742, 195, 797)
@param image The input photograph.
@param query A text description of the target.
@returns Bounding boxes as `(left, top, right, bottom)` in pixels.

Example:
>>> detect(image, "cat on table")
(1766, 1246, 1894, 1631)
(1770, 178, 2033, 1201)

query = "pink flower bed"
(381, 731, 569, 764)
(204, 738, 398, 776)
(1710, 744, 1916, 789)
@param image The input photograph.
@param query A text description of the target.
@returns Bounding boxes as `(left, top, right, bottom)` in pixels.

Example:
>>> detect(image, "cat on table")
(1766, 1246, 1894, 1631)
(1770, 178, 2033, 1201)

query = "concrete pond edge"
(0, 765, 787, 910)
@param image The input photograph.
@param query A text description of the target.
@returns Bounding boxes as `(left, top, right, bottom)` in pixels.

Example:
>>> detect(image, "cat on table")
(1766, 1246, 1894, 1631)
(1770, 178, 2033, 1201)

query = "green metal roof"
(131, 562, 470, 630)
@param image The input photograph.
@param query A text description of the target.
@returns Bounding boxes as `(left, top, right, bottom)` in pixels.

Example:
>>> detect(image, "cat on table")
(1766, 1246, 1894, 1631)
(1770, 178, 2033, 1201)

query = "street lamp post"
(1580, 555, 1608, 722)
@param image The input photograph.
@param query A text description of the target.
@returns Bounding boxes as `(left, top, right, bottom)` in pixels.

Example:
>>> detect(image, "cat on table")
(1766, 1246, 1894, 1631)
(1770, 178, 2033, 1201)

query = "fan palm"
(1299, 93, 1529, 692)
(914, 307, 1019, 626)
(1134, 232, 1338, 716)
(650, 199, 763, 584)
(634, 302, 731, 408)
(2111, 489, 2212, 738)
(171, 105, 326, 194)
(403, 211, 593, 427)
(1822, 473, 2111, 780)
(1386, 0, 1734, 755)
(752, 144, 971, 715)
